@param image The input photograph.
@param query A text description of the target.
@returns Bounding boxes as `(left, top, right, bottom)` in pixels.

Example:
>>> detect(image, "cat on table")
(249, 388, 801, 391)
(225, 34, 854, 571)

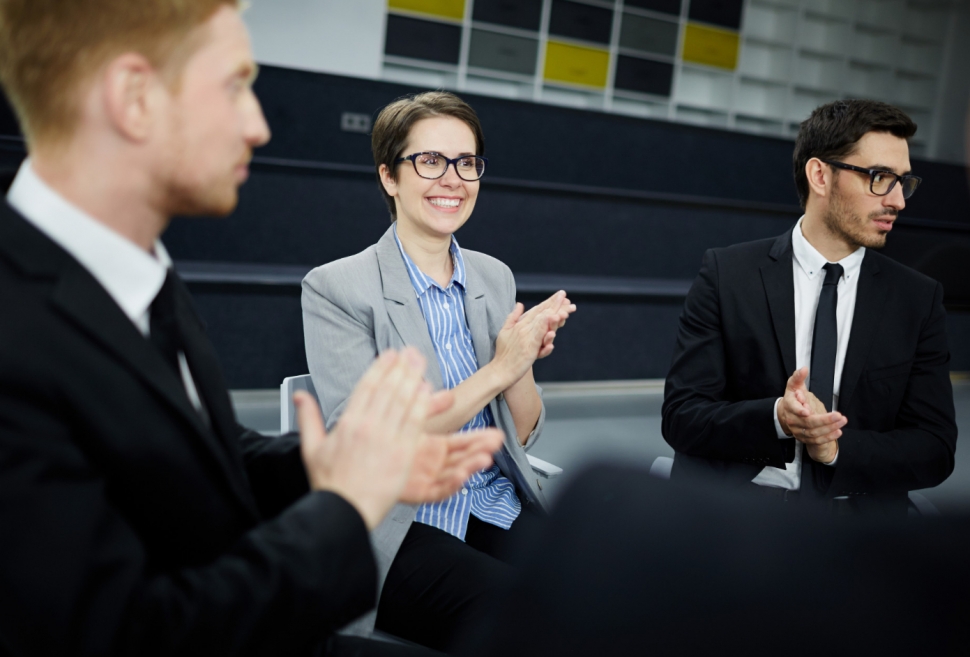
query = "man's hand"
(777, 367, 844, 464)
(400, 428, 504, 503)
(295, 349, 430, 530)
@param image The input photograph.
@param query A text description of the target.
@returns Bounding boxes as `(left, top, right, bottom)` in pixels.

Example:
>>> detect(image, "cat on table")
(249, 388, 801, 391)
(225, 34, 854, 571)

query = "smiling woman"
(301, 91, 576, 650)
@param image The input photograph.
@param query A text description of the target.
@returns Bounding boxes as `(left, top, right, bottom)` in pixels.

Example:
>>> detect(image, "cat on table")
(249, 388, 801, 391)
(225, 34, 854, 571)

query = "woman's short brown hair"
(0, 0, 237, 147)
(371, 91, 485, 220)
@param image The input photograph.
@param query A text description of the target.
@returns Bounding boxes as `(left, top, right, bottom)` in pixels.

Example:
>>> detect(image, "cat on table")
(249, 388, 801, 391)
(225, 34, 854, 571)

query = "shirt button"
(445, 343, 452, 350)
(461, 488, 468, 495)
(443, 302, 450, 309)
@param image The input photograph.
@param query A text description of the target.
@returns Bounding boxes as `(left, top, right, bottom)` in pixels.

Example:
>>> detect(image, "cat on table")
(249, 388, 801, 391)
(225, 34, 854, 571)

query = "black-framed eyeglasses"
(396, 152, 488, 181)
(820, 159, 922, 199)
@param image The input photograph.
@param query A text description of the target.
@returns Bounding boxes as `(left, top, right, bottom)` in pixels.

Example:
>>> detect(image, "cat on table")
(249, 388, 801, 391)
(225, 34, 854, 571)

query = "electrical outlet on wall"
(340, 112, 372, 134)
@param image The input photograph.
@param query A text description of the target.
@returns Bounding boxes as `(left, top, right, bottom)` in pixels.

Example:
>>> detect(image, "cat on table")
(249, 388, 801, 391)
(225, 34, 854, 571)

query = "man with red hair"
(0, 2, 501, 655)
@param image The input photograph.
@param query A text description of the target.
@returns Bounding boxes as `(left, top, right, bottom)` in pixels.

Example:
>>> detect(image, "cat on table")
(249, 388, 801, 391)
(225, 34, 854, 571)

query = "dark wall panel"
(614, 56, 674, 96)
(619, 13, 680, 57)
(247, 66, 970, 221)
(688, 0, 744, 29)
(384, 15, 462, 64)
(469, 29, 539, 76)
(625, 0, 682, 16)
(473, 0, 544, 30)
(165, 167, 799, 278)
(187, 284, 305, 390)
(547, 1, 614, 45)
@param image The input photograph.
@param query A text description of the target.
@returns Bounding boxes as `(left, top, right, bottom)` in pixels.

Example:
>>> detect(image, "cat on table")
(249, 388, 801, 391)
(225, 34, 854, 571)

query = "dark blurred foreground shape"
(462, 465, 970, 657)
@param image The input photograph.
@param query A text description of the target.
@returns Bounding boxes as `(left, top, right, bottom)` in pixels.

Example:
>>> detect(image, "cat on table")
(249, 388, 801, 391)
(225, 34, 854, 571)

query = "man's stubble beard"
(823, 177, 891, 251)
(158, 115, 241, 219)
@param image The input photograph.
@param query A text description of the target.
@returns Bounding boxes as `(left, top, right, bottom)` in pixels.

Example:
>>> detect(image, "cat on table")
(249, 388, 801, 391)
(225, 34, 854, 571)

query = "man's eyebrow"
(866, 163, 911, 175)
(234, 61, 259, 85)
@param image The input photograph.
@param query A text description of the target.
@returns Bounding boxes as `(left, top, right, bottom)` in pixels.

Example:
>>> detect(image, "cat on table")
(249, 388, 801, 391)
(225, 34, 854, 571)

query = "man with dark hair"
(0, 1, 502, 655)
(662, 99, 957, 512)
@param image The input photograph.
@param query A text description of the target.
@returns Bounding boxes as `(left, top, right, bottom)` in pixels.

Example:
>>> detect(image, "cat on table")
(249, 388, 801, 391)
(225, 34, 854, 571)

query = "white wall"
(244, 0, 386, 79)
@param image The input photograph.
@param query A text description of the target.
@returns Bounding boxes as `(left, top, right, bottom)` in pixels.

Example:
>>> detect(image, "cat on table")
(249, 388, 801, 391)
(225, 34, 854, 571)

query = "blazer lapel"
(375, 227, 444, 389)
(837, 252, 886, 410)
(50, 268, 210, 437)
(462, 259, 493, 368)
(0, 205, 255, 508)
(760, 229, 797, 377)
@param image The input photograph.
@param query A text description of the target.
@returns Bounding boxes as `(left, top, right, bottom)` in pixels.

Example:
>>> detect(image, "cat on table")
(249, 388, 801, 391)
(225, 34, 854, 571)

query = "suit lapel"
(50, 268, 210, 437)
(375, 227, 444, 389)
(837, 252, 885, 411)
(462, 259, 493, 367)
(171, 277, 244, 451)
(0, 205, 255, 509)
(760, 229, 797, 377)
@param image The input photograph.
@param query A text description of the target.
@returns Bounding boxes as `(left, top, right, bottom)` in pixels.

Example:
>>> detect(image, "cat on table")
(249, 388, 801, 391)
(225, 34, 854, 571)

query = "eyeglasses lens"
(468, 157, 486, 180)
(870, 171, 894, 195)
(901, 177, 919, 199)
(414, 154, 445, 178)
(413, 154, 485, 181)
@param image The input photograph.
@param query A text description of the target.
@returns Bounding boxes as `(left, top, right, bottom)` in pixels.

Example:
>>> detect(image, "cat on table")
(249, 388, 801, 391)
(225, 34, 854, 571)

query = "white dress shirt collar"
(6, 159, 170, 334)
(791, 215, 865, 282)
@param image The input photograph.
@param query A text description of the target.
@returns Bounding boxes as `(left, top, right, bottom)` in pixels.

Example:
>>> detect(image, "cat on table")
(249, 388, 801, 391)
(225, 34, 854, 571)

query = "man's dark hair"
(793, 99, 917, 208)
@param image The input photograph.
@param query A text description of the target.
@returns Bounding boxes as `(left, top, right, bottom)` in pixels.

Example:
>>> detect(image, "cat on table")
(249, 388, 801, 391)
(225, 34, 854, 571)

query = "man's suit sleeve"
(827, 281, 957, 495)
(662, 249, 789, 468)
(237, 428, 310, 520)
(0, 394, 376, 657)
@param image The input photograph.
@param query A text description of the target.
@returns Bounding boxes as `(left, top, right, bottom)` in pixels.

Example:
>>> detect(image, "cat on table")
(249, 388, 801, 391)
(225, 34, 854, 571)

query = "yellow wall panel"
(388, 0, 465, 21)
(682, 23, 740, 70)
(543, 41, 610, 89)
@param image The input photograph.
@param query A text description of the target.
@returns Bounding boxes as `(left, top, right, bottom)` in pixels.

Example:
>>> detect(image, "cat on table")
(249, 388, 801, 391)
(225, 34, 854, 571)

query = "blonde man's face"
(156, 5, 270, 217)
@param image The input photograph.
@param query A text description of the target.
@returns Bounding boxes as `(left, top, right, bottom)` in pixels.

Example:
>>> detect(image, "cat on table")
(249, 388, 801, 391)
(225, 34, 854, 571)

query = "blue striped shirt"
(393, 227, 521, 540)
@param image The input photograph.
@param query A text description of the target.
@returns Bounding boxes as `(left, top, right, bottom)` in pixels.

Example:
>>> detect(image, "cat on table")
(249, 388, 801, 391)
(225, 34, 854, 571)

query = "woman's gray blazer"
(301, 225, 547, 634)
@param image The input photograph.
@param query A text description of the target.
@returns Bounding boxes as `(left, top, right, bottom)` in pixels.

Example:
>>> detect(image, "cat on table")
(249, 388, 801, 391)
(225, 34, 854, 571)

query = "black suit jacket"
(0, 203, 376, 656)
(662, 227, 957, 512)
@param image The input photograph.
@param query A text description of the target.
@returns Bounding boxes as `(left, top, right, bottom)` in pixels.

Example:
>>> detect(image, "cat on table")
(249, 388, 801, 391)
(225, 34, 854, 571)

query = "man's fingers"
(442, 429, 503, 473)
(428, 388, 455, 418)
(457, 428, 504, 454)
(786, 367, 809, 392)
(361, 350, 421, 433)
(797, 412, 847, 429)
(797, 428, 843, 445)
(294, 390, 327, 444)
(340, 350, 398, 432)
(783, 394, 811, 418)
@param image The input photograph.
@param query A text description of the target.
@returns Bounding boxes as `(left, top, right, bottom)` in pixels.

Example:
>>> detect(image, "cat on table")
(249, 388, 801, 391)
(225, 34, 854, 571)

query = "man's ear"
(101, 53, 160, 142)
(805, 157, 831, 200)
(379, 163, 398, 198)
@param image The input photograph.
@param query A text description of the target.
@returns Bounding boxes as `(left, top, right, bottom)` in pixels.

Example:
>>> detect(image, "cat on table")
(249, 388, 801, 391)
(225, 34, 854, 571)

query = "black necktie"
(150, 270, 182, 378)
(809, 263, 844, 412)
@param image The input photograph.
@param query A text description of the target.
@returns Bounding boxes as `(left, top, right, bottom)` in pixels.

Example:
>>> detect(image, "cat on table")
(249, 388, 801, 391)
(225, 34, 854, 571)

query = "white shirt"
(752, 216, 865, 490)
(6, 160, 205, 412)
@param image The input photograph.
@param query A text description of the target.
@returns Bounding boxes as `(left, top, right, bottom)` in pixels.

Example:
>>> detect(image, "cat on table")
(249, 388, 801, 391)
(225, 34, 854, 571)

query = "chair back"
(280, 374, 317, 434)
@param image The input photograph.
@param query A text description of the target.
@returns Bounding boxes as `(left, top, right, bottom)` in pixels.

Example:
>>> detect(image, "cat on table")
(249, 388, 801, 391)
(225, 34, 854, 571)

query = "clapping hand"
(494, 291, 577, 387)
(521, 290, 576, 359)
(294, 348, 503, 529)
(777, 367, 843, 464)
